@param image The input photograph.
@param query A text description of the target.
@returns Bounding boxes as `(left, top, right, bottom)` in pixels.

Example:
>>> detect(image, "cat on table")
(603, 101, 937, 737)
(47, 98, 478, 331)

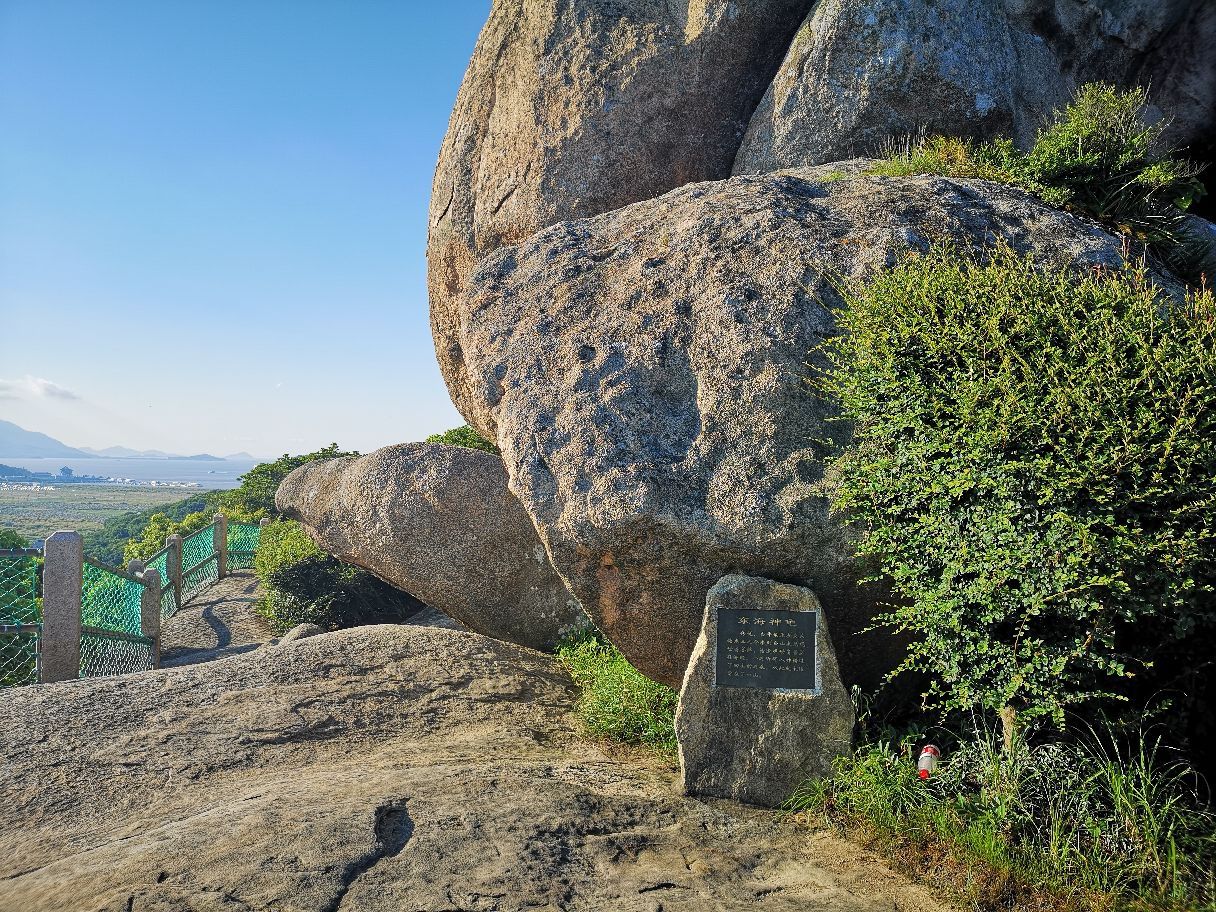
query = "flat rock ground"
(0, 623, 948, 912)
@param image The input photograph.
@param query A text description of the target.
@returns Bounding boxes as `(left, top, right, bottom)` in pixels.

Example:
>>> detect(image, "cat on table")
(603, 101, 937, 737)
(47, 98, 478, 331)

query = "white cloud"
(0, 375, 81, 401)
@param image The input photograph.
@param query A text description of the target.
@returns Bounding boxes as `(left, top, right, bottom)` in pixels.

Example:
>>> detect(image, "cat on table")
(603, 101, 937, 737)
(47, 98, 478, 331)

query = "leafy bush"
(0, 529, 30, 549)
(791, 725, 1216, 910)
(870, 84, 1210, 280)
(253, 519, 421, 634)
(215, 443, 358, 516)
(425, 424, 499, 454)
(818, 245, 1216, 741)
(85, 494, 211, 565)
(556, 632, 678, 751)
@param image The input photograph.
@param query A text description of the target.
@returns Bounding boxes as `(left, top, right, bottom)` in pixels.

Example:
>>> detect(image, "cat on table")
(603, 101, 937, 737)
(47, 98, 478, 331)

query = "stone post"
(138, 568, 162, 668)
(41, 530, 83, 684)
(166, 534, 183, 606)
(213, 513, 228, 580)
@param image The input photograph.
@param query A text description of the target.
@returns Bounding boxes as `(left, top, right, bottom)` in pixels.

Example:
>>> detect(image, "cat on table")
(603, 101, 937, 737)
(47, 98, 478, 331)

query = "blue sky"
(0, 0, 488, 457)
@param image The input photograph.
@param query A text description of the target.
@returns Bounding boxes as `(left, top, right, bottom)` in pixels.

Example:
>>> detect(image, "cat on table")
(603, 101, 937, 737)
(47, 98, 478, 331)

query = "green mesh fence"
(80, 559, 153, 677)
(181, 524, 217, 601)
(146, 546, 179, 618)
(226, 522, 260, 570)
(1, 551, 41, 687)
(79, 630, 154, 678)
(82, 559, 143, 635)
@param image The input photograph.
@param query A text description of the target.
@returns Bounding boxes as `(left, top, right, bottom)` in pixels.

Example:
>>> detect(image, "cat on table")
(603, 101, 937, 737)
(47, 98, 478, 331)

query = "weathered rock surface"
(734, 0, 1216, 175)
(456, 164, 1161, 687)
(428, 0, 815, 434)
(0, 625, 952, 912)
(276, 442, 589, 652)
(677, 576, 855, 808)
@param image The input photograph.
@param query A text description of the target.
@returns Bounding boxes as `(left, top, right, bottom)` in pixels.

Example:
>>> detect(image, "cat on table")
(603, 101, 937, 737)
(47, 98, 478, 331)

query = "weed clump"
(790, 722, 1216, 910)
(556, 632, 678, 752)
(870, 84, 1211, 281)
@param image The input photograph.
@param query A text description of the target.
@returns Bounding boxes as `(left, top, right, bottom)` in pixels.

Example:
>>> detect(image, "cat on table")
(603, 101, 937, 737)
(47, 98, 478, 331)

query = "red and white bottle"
(917, 744, 941, 779)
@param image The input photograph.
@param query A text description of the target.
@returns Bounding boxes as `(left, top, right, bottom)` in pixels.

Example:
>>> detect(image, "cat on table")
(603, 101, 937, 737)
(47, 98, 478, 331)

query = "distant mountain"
(0, 420, 90, 458)
(80, 449, 228, 464)
(224, 452, 255, 460)
(80, 446, 172, 458)
(1, 421, 249, 461)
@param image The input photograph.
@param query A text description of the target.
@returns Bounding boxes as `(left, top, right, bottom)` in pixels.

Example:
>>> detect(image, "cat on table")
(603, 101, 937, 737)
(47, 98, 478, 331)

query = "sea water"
(0, 457, 260, 490)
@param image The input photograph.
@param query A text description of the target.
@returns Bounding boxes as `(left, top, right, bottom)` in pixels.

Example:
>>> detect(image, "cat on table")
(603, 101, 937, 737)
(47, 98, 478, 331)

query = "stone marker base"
(676, 574, 855, 808)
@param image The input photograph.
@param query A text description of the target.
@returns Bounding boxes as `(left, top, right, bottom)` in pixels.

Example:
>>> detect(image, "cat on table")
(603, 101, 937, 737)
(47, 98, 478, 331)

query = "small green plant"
(870, 84, 1210, 281)
(870, 133, 1024, 186)
(253, 519, 421, 633)
(425, 424, 499, 454)
(818, 244, 1216, 743)
(556, 632, 678, 752)
(789, 726, 1216, 910)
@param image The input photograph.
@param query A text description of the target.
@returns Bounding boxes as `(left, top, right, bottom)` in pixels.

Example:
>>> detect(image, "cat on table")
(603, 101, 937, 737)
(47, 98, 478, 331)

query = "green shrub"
(425, 424, 499, 454)
(215, 443, 358, 516)
(253, 519, 421, 634)
(790, 726, 1216, 909)
(818, 244, 1216, 741)
(870, 84, 1210, 281)
(121, 503, 263, 564)
(556, 632, 678, 751)
(85, 494, 211, 565)
(0, 529, 30, 549)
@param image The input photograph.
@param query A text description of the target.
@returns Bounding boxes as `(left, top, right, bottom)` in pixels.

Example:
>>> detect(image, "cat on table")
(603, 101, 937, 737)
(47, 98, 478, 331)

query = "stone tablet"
(715, 607, 817, 691)
(676, 575, 855, 807)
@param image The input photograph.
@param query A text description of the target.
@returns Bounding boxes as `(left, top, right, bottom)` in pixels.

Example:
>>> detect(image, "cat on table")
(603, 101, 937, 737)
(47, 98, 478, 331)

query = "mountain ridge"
(0, 420, 246, 461)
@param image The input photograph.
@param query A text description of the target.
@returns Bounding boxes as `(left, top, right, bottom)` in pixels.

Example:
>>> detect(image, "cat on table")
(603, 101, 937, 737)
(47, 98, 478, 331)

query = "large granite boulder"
(276, 443, 589, 652)
(428, 0, 814, 436)
(0, 625, 948, 911)
(454, 164, 1166, 687)
(734, 0, 1216, 175)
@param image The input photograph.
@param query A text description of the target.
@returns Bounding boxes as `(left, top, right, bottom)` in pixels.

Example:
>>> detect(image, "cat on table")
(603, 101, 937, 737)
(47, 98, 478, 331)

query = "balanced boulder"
(455, 164, 1156, 687)
(734, 0, 1216, 175)
(428, 0, 814, 436)
(276, 442, 590, 652)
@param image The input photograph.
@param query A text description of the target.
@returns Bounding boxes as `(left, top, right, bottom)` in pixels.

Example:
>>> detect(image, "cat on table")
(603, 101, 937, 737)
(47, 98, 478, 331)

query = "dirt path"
(160, 570, 273, 667)
(160, 572, 462, 669)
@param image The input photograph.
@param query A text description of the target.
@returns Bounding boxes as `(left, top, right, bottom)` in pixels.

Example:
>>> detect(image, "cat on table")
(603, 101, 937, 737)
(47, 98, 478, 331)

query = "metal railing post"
(213, 513, 228, 580)
(41, 530, 82, 683)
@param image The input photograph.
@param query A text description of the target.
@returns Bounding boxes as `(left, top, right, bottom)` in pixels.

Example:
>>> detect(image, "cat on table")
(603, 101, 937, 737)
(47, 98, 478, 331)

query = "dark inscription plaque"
(715, 607, 817, 690)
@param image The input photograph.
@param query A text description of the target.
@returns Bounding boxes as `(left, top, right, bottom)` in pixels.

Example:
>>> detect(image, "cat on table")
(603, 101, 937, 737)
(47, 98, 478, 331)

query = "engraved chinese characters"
(716, 607, 817, 690)
(676, 575, 854, 807)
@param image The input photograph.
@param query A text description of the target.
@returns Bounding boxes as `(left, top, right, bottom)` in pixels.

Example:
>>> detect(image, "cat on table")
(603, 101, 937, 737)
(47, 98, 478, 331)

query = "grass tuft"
(556, 632, 678, 752)
(788, 724, 1216, 911)
(867, 83, 1212, 283)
